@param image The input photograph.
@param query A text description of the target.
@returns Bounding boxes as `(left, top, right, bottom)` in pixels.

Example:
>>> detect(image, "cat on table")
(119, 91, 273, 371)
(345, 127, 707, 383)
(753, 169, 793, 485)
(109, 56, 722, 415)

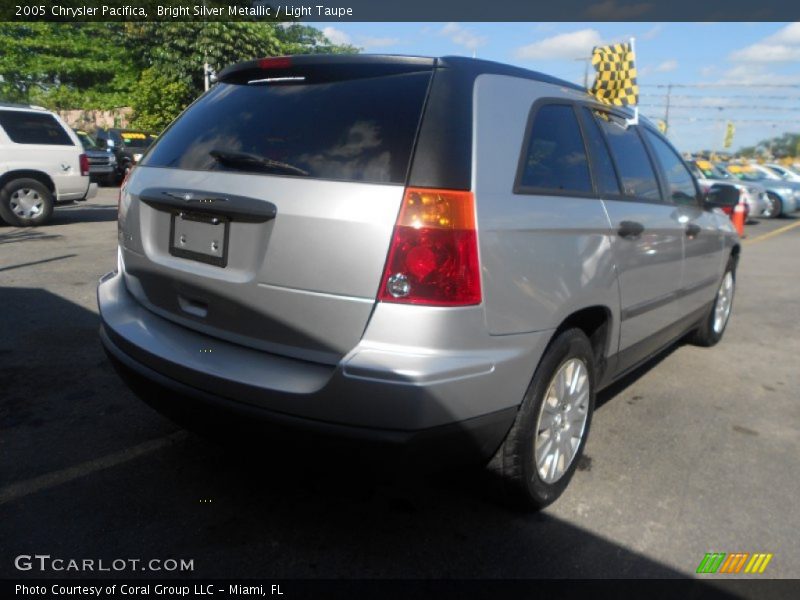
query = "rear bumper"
(89, 166, 116, 179)
(97, 271, 542, 460)
(84, 182, 98, 200)
(101, 330, 516, 464)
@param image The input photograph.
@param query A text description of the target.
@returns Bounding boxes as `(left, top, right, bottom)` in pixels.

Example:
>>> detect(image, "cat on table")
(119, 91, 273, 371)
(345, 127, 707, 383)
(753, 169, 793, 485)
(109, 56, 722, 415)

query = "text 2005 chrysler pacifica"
(98, 55, 739, 508)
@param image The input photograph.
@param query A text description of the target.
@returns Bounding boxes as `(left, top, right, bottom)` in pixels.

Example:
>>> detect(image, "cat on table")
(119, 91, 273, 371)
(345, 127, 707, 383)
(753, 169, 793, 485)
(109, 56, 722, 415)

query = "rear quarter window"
(0, 111, 74, 146)
(515, 103, 592, 195)
(142, 71, 432, 185)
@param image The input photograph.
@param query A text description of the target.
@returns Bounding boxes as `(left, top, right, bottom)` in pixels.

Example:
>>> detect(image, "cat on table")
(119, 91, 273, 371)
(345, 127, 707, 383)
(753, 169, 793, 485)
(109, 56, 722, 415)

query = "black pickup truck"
(95, 128, 158, 183)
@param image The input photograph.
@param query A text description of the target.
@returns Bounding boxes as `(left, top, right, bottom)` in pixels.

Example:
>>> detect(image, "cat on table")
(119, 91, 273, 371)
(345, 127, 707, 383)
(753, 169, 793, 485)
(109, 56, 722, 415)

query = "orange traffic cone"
(732, 199, 746, 238)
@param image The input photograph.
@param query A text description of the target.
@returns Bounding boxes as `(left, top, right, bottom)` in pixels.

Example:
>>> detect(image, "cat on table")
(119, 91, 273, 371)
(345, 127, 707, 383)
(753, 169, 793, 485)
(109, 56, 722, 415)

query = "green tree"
(126, 21, 358, 128)
(0, 23, 137, 109)
(0, 21, 357, 128)
(126, 22, 284, 98)
(129, 68, 193, 132)
(274, 24, 360, 55)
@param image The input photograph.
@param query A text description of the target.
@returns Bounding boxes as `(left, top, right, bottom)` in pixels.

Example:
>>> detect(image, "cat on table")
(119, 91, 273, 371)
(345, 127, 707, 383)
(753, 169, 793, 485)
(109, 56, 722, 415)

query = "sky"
(308, 22, 800, 153)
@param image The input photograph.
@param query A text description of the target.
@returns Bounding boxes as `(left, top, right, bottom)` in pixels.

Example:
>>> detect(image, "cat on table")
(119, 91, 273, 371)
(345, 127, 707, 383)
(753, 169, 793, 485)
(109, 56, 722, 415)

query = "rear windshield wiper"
(209, 149, 309, 176)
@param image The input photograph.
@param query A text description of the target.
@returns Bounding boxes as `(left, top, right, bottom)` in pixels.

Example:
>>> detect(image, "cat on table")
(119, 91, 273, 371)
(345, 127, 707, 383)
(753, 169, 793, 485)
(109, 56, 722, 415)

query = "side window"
(0, 111, 73, 146)
(516, 104, 592, 194)
(644, 129, 699, 206)
(580, 107, 621, 196)
(593, 111, 661, 201)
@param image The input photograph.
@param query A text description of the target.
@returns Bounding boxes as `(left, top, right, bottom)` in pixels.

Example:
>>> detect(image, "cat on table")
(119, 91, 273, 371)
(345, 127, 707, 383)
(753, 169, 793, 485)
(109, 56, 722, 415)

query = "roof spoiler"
(217, 54, 438, 84)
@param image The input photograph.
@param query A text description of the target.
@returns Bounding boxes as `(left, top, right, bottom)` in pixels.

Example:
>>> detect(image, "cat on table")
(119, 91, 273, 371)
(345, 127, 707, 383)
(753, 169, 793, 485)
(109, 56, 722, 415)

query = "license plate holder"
(169, 211, 230, 267)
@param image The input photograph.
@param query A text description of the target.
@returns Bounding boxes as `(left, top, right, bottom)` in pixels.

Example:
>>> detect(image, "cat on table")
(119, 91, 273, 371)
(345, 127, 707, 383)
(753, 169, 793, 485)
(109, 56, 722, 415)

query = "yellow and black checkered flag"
(590, 41, 639, 107)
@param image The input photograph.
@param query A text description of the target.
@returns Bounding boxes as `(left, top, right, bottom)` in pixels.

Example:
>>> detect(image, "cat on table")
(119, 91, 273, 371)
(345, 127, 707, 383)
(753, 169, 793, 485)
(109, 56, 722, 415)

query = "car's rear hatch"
(118, 56, 436, 365)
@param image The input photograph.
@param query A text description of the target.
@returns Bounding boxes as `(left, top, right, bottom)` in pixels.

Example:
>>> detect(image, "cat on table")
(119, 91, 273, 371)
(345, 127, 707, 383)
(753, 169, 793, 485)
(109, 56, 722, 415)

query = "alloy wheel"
(534, 358, 590, 484)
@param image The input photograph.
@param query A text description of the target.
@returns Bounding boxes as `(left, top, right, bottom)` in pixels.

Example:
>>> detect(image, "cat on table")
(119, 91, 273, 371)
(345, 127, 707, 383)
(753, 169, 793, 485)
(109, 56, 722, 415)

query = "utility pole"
(664, 83, 673, 134)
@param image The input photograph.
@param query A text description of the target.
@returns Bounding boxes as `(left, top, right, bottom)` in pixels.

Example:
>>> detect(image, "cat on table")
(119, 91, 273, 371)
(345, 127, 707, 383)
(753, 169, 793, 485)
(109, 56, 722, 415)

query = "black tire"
(764, 193, 783, 218)
(690, 257, 736, 347)
(487, 328, 596, 510)
(0, 178, 54, 227)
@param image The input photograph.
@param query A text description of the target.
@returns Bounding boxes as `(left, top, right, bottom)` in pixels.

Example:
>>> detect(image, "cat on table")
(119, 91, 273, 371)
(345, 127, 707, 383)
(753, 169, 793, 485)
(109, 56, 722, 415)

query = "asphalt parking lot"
(1, 188, 799, 585)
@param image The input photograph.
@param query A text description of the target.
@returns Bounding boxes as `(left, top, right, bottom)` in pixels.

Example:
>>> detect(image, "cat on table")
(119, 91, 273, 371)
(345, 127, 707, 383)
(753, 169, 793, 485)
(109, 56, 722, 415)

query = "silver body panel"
(99, 67, 738, 437)
(120, 168, 404, 364)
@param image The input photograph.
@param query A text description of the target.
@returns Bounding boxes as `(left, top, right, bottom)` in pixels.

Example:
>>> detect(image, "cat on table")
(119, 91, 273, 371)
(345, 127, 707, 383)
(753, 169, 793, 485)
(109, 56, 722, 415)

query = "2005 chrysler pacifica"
(98, 55, 739, 508)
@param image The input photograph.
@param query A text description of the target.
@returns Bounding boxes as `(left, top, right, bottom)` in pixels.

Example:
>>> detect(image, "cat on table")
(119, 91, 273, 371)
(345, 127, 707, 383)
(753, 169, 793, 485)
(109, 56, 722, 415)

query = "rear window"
(119, 132, 156, 148)
(0, 110, 73, 146)
(143, 72, 432, 184)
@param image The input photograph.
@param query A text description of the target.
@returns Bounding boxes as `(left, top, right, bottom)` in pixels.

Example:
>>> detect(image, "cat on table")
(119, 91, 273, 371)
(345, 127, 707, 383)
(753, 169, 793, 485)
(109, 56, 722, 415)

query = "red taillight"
(79, 153, 90, 176)
(378, 188, 481, 307)
(258, 57, 292, 70)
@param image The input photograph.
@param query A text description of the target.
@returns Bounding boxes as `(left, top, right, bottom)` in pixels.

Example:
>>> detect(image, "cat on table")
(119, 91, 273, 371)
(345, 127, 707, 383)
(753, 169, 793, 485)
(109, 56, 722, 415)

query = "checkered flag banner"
(590, 41, 639, 107)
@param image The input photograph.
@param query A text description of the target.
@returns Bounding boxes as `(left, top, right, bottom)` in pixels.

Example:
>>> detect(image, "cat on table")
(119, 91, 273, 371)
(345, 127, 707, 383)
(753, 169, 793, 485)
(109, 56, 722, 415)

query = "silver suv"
(98, 55, 740, 508)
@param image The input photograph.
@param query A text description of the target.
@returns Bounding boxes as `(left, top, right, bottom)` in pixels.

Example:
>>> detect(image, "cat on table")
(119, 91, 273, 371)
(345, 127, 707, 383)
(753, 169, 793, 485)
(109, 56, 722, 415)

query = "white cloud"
(358, 36, 399, 50)
(640, 25, 662, 40)
(718, 64, 800, 85)
(698, 65, 716, 77)
(730, 44, 800, 63)
(655, 59, 678, 73)
(439, 22, 487, 50)
(515, 29, 603, 61)
(764, 22, 800, 45)
(322, 27, 351, 46)
(729, 22, 800, 63)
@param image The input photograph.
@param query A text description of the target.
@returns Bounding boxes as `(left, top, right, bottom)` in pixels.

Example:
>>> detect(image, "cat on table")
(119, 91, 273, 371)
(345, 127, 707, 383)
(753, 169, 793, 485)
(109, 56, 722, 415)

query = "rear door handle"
(617, 220, 645, 240)
(685, 223, 701, 238)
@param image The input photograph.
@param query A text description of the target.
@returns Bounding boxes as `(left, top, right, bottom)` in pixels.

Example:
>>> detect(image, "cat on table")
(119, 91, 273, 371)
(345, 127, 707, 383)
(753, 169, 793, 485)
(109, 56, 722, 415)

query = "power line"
(640, 93, 800, 101)
(641, 83, 800, 89)
(639, 103, 800, 112)
(643, 115, 799, 124)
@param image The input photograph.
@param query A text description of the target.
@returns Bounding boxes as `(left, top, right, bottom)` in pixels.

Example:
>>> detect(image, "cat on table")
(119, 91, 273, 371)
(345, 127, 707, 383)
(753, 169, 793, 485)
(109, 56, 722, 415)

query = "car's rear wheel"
(0, 178, 54, 227)
(763, 193, 782, 218)
(487, 328, 595, 510)
(690, 257, 736, 347)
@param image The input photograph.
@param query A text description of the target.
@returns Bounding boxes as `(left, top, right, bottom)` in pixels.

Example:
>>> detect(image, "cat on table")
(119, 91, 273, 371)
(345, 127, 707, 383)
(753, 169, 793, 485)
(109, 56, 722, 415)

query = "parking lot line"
(744, 220, 800, 245)
(0, 431, 187, 506)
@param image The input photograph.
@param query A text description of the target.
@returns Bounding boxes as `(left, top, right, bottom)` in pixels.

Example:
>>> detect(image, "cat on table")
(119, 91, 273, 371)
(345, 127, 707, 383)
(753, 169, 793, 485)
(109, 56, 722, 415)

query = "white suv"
(0, 103, 97, 226)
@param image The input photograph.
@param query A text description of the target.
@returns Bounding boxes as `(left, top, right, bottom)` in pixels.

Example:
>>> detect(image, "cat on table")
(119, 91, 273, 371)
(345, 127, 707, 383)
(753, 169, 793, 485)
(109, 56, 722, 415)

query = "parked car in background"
(723, 164, 799, 217)
(99, 54, 740, 510)
(0, 103, 96, 226)
(74, 129, 118, 186)
(95, 128, 158, 182)
(688, 159, 767, 218)
(764, 163, 800, 183)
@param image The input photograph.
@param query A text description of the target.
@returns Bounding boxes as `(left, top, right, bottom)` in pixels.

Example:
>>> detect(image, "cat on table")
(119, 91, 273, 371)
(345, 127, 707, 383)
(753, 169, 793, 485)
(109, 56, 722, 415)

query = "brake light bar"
(257, 57, 292, 70)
